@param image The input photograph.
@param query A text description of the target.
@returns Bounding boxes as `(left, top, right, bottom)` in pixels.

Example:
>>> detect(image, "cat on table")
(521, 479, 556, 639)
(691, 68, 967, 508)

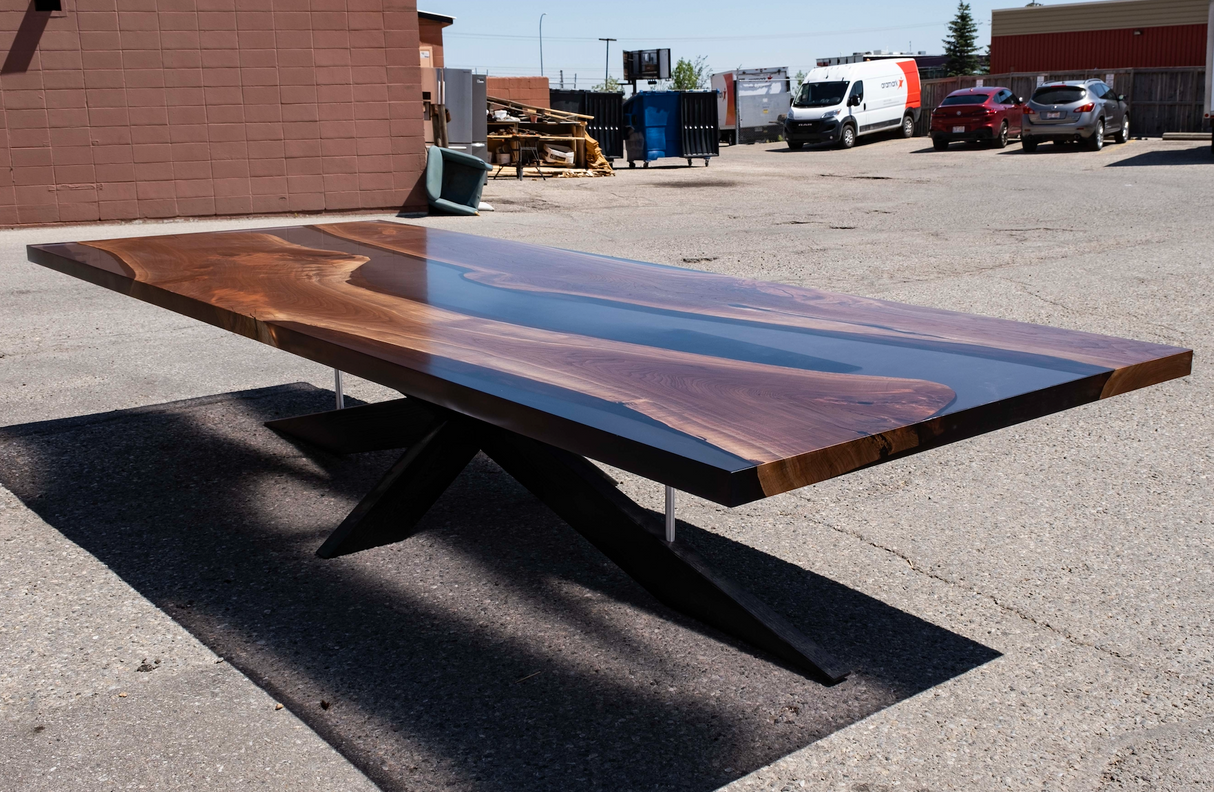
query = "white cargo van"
(783, 58, 922, 149)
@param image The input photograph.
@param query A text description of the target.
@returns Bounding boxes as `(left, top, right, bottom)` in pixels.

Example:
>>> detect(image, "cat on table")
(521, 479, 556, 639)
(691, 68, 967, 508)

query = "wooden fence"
(913, 67, 1207, 137)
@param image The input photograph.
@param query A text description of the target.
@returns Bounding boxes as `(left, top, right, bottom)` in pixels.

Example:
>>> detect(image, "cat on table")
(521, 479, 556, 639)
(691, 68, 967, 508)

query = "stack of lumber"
(487, 96, 613, 177)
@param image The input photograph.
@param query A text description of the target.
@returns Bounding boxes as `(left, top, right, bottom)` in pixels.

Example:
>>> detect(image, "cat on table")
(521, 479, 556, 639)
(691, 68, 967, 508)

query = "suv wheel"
(1022, 138, 1038, 153)
(1114, 115, 1130, 144)
(992, 121, 1009, 149)
(932, 137, 949, 151)
(900, 114, 914, 138)
(839, 123, 856, 149)
(1086, 120, 1104, 151)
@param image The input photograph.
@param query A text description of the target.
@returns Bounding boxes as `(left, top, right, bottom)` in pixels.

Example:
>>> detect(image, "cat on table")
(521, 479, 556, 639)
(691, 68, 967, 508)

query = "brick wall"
(0, 0, 427, 227)
(486, 76, 548, 110)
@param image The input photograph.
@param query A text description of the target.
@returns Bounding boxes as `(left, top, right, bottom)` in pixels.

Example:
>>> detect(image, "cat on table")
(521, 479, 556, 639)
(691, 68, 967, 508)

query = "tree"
(592, 75, 621, 92)
(670, 56, 710, 91)
(942, 1, 980, 76)
(792, 69, 807, 88)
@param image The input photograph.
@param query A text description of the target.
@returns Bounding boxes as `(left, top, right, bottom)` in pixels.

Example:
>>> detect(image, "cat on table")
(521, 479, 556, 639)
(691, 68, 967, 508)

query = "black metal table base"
(266, 397, 850, 684)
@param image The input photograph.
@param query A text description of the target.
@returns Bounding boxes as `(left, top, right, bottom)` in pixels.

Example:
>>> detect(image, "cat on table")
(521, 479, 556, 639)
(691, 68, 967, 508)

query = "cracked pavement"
(1, 136, 1209, 790)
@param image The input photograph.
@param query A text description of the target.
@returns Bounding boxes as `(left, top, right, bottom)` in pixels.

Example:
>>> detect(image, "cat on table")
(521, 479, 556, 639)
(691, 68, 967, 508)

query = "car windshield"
(940, 94, 990, 106)
(1032, 86, 1085, 105)
(794, 81, 848, 107)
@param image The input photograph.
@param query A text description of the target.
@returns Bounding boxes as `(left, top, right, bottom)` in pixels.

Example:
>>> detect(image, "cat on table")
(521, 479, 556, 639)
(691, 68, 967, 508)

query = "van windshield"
(794, 81, 849, 108)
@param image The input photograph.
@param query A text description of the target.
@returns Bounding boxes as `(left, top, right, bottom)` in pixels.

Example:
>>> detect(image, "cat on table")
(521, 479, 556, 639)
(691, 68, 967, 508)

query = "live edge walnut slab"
(28, 221, 1191, 507)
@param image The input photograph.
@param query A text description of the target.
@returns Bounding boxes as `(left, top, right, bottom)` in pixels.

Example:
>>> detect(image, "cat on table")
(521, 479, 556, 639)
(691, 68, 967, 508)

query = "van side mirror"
(848, 95, 861, 107)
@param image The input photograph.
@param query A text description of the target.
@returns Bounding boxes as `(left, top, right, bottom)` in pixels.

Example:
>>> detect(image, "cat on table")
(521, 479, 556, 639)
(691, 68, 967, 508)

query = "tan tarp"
(582, 134, 614, 176)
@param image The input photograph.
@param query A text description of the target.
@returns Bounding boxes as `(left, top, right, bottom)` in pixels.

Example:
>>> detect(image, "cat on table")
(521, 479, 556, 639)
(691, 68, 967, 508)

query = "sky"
(430, 1, 1095, 86)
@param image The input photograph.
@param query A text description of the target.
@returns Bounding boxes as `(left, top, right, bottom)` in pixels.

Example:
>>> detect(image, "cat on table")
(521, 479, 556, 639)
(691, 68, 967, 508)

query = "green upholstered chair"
(425, 146, 492, 216)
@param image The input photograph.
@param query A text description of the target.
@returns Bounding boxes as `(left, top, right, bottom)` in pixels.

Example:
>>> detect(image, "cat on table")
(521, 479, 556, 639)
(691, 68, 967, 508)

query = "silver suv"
(1021, 79, 1129, 152)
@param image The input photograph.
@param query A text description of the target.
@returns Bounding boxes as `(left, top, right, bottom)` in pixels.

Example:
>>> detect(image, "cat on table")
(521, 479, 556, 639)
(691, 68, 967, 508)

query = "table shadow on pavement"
(0, 384, 998, 792)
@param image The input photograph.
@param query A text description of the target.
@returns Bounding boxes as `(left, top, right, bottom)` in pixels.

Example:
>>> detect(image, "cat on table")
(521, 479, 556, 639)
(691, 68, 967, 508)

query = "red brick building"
(486, 76, 549, 109)
(990, 0, 1210, 74)
(0, 0, 428, 226)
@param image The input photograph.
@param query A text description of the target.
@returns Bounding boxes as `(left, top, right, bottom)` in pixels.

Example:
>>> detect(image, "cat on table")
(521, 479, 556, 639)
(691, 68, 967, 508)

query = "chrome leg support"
(665, 486, 675, 543)
(334, 369, 345, 410)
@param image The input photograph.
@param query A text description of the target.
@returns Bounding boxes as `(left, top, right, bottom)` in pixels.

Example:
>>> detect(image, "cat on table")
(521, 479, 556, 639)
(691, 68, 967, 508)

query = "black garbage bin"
(548, 90, 624, 160)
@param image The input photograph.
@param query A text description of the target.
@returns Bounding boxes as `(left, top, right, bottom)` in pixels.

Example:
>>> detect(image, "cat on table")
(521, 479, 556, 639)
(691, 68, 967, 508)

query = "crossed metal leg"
(265, 396, 850, 684)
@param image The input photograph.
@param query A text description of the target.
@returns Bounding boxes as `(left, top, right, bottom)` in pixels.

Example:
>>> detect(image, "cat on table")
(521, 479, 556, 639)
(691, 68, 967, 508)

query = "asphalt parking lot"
(1, 133, 1210, 791)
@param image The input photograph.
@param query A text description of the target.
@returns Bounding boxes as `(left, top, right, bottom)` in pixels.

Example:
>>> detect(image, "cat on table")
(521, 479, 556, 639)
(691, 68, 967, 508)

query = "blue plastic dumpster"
(623, 91, 719, 168)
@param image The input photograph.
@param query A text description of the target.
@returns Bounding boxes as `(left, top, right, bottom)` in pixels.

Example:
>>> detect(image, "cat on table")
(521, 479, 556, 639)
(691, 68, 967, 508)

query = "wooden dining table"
(27, 220, 1192, 684)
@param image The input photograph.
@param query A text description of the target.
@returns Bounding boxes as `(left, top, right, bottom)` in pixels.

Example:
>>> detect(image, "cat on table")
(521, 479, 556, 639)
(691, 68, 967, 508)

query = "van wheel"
(787, 141, 803, 150)
(992, 121, 1009, 149)
(1021, 138, 1038, 152)
(900, 114, 914, 138)
(839, 123, 856, 149)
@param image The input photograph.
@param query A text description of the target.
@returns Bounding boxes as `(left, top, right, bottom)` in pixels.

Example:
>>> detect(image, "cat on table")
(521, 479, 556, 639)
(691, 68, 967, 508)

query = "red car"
(930, 87, 1024, 150)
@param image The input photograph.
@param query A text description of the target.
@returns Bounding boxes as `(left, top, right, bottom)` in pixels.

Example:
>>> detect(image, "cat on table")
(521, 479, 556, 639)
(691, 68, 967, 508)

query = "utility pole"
(539, 13, 546, 77)
(599, 37, 616, 89)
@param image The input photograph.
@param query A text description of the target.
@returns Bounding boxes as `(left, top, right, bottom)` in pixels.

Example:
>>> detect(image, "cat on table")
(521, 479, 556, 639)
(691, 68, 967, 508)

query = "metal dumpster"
(622, 91, 720, 167)
(548, 90, 624, 160)
(584, 92, 624, 160)
(548, 89, 583, 115)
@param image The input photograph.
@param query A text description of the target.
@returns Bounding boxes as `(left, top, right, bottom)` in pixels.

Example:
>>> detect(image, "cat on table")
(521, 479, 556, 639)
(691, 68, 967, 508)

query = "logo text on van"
(880, 79, 904, 89)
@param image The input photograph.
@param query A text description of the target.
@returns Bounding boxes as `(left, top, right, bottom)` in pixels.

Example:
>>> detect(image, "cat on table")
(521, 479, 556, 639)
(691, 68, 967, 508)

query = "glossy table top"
(28, 221, 1191, 505)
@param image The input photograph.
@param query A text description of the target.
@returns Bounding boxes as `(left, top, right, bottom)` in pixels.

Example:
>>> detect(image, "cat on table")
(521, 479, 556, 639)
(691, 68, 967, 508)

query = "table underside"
(265, 394, 852, 683)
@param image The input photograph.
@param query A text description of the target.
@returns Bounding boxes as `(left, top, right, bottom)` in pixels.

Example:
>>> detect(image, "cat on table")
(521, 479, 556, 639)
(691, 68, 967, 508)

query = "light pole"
(599, 37, 616, 90)
(539, 13, 546, 77)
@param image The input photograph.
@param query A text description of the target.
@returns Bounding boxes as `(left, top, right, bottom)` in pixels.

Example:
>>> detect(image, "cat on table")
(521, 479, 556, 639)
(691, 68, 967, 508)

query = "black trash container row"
(547, 90, 720, 166)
